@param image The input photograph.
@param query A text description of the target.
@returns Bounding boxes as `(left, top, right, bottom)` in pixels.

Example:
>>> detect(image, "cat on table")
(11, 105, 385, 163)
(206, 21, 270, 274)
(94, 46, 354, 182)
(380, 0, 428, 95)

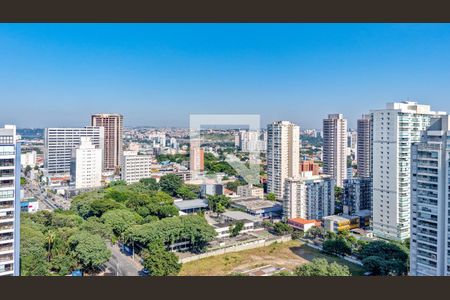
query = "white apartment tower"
(371, 101, 445, 241)
(410, 115, 450, 275)
(267, 121, 300, 200)
(70, 137, 102, 190)
(323, 114, 348, 187)
(121, 151, 152, 184)
(283, 172, 335, 220)
(0, 125, 20, 276)
(357, 114, 372, 178)
(45, 127, 104, 174)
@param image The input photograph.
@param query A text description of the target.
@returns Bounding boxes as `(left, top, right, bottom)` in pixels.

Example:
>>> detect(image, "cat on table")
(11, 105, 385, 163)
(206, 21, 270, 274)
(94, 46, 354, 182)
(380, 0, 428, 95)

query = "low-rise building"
(174, 199, 208, 214)
(213, 220, 256, 239)
(287, 218, 320, 232)
(231, 197, 282, 218)
(200, 184, 224, 198)
(236, 184, 264, 199)
(323, 210, 371, 233)
(220, 210, 263, 224)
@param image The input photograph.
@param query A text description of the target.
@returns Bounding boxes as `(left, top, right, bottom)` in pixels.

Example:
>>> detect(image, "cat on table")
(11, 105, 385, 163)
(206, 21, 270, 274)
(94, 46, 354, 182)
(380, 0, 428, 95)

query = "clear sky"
(1, 23, 450, 129)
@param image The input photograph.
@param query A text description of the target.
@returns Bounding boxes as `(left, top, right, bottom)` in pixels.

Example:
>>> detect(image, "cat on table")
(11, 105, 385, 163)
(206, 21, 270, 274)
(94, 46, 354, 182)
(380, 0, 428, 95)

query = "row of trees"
(21, 210, 112, 276)
(303, 227, 409, 276)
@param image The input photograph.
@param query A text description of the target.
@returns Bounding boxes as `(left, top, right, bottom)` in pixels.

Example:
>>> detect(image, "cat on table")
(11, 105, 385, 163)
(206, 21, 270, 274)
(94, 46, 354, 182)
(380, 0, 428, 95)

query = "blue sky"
(1, 23, 450, 129)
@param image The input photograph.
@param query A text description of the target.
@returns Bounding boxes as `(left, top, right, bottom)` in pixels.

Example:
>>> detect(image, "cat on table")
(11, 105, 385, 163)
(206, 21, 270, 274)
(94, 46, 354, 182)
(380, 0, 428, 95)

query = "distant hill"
(17, 128, 44, 139)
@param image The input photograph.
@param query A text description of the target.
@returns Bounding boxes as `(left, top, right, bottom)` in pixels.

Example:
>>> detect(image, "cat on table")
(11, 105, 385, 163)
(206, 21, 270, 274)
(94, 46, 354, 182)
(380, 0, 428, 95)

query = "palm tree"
(46, 231, 56, 262)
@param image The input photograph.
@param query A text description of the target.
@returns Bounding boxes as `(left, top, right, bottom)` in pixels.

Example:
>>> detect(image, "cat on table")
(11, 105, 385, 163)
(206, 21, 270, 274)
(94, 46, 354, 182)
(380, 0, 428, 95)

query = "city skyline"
(2, 24, 450, 128)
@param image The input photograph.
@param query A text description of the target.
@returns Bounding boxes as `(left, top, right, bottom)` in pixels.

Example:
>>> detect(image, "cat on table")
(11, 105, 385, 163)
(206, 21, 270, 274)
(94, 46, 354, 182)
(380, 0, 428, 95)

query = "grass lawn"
(179, 240, 365, 276)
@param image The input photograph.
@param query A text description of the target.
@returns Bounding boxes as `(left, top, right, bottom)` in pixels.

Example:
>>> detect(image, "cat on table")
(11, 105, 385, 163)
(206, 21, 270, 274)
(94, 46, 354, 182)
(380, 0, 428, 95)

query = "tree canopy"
(294, 258, 351, 276)
(358, 240, 409, 276)
(142, 240, 181, 276)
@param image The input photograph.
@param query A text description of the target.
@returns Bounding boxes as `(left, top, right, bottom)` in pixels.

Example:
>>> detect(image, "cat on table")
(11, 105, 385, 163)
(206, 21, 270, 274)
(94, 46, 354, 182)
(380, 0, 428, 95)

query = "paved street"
(24, 179, 71, 211)
(104, 243, 144, 276)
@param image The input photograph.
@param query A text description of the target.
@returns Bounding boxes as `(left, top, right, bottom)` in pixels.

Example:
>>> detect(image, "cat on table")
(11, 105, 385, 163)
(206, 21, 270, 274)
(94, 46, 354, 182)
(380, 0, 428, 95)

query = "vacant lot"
(179, 240, 365, 276)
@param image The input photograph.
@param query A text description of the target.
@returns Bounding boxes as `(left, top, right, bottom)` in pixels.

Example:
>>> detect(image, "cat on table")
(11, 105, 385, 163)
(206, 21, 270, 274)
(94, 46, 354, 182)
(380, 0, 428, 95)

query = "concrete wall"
(179, 235, 292, 264)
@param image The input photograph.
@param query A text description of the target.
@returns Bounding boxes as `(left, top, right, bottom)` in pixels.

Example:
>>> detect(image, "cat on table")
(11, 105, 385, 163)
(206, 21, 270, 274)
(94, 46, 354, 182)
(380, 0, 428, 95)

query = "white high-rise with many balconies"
(371, 101, 445, 241)
(0, 125, 20, 276)
(267, 121, 300, 200)
(323, 114, 348, 187)
(70, 137, 102, 190)
(410, 115, 450, 276)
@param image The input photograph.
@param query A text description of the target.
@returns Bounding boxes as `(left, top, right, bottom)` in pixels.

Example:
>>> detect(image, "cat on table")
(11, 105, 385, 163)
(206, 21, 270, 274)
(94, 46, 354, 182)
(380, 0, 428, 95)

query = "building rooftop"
(233, 198, 282, 211)
(221, 210, 262, 223)
(174, 199, 208, 210)
(288, 218, 318, 225)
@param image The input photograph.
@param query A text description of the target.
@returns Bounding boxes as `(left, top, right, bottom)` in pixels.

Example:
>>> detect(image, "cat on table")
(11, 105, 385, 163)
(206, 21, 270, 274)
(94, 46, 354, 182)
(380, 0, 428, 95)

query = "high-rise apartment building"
(91, 113, 123, 172)
(0, 125, 20, 276)
(410, 115, 450, 275)
(323, 114, 348, 187)
(357, 114, 372, 178)
(45, 127, 104, 174)
(283, 172, 335, 220)
(343, 178, 372, 215)
(190, 144, 204, 176)
(121, 150, 152, 184)
(267, 121, 300, 200)
(371, 101, 445, 241)
(70, 137, 102, 190)
(237, 130, 261, 152)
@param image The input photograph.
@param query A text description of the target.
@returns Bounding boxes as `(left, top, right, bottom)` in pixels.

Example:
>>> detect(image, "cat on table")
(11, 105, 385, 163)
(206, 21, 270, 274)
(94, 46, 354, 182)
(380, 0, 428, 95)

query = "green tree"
(25, 165, 32, 176)
(273, 222, 293, 236)
(101, 209, 143, 237)
(265, 193, 276, 201)
(230, 221, 244, 237)
(159, 174, 183, 196)
(139, 178, 160, 191)
(334, 186, 343, 214)
(45, 231, 56, 262)
(176, 184, 199, 200)
(359, 240, 409, 276)
(294, 258, 351, 276)
(81, 217, 114, 240)
(20, 177, 27, 185)
(90, 198, 122, 217)
(142, 240, 181, 276)
(207, 194, 230, 216)
(305, 226, 326, 239)
(322, 237, 353, 256)
(20, 225, 49, 276)
(291, 230, 304, 240)
(68, 231, 111, 272)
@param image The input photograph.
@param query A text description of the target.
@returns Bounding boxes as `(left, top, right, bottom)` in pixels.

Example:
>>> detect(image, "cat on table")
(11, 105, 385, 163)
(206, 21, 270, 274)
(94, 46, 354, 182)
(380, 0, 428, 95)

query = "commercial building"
(91, 113, 123, 172)
(323, 114, 348, 187)
(410, 115, 450, 275)
(0, 125, 20, 276)
(121, 150, 152, 184)
(236, 184, 264, 199)
(267, 121, 300, 200)
(70, 137, 102, 190)
(20, 150, 37, 169)
(44, 127, 104, 174)
(357, 114, 372, 178)
(343, 178, 372, 215)
(231, 197, 282, 218)
(283, 172, 335, 221)
(323, 210, 370, 233)
(371, 101, 445, 241)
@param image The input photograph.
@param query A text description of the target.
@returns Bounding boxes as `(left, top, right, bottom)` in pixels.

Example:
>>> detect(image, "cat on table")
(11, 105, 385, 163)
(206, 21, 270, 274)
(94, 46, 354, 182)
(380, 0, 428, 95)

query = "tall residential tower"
(371, 101, 444, 241)
(266, 121, 300, 200)
(91, 113, 123, 172)
(323, 114, 348, 187)
(0, 125, 20, 276)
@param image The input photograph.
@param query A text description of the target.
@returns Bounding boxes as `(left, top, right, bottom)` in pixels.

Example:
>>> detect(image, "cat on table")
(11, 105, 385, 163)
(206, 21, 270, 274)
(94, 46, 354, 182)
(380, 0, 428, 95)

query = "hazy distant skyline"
(2, 23, 450, 129)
